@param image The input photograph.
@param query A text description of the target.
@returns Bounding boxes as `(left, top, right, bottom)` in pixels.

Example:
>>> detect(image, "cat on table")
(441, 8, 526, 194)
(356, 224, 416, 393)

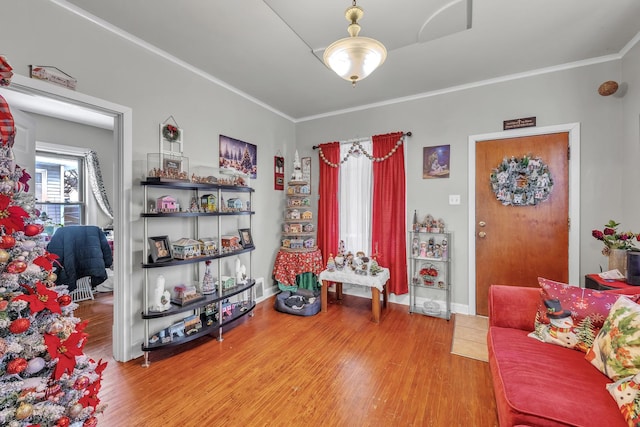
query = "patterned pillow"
(528, 277, 629, 352)
(607, 373, 640, 426)
(587, 296, 640, 381)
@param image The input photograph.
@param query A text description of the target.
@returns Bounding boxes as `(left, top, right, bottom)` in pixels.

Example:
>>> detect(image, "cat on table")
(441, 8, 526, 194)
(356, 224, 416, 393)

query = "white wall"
(296, 60, 628, 309)
(622, 42, 640, 220)
(2, 0, 295, 360)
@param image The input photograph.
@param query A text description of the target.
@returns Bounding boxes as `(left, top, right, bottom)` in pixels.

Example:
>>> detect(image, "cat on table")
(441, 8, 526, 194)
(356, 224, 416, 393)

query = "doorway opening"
(0, 74, 133, 361)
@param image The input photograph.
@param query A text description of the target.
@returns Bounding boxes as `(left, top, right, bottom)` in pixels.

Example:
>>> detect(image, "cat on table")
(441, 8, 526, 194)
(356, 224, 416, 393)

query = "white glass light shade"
(323, 36, 387, 84)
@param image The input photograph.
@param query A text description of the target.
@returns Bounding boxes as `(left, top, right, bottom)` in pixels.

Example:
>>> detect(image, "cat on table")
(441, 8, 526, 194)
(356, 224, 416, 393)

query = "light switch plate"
(449, 194, 461, 205)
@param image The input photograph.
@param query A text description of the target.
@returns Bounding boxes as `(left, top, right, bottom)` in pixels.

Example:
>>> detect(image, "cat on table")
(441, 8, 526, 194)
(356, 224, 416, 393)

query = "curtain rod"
(312, 131, 412, 150)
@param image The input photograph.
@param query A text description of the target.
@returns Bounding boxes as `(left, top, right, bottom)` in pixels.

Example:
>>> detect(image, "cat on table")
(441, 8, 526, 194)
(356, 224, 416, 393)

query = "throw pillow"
(528, 277, 630, 353)
(607, 373, 640, 426)
(587, 296, 640, 381)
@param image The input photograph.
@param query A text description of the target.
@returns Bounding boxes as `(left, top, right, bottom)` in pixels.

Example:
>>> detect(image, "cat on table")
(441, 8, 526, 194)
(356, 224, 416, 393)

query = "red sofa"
(487, 285, 626, 427)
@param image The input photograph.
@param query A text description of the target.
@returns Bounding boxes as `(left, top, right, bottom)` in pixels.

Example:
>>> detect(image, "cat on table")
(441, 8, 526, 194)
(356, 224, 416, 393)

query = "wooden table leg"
(336, 282, 343, 300)
(371, 287, 381, 323)
(321, 280, 328, 312)
(382, 283, 388, 309)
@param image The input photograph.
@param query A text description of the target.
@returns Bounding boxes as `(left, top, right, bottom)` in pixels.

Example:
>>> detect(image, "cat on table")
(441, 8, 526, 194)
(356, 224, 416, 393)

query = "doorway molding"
(7, 74, 133, 361)
(467, 123, 581, 315)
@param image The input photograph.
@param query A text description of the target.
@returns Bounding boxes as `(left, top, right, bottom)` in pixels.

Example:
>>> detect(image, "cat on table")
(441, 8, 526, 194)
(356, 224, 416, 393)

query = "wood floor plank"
(75, 292, 498, 426)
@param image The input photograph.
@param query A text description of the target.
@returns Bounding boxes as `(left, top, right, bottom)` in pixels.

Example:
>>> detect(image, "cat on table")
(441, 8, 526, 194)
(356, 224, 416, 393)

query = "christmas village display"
(411, 213, 448, 289)
(280, 151, 316, 252)
(325, 240, 384, 277)
(0, 56, 107, 426)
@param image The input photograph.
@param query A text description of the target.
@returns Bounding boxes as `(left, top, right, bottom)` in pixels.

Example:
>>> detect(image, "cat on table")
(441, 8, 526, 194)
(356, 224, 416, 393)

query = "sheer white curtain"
(339, 140, 372, 254)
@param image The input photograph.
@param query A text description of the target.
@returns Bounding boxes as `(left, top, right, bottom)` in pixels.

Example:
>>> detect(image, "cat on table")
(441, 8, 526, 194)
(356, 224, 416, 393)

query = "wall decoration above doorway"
(423, 145, 450, 179)
(489, 155, 553, 206)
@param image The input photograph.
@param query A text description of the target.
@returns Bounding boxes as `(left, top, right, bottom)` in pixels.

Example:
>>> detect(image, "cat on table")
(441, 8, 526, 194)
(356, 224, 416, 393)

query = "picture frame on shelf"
(149, 235, 173, 263)
(162, 157, 182, 175)
(238, 228, 254, 249)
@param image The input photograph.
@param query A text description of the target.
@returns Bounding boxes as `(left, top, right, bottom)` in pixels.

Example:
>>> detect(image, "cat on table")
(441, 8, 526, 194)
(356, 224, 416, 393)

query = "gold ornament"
(48, 272, 57, 282)
(15, 402, 33, 420)
(0, 249, 9, 263)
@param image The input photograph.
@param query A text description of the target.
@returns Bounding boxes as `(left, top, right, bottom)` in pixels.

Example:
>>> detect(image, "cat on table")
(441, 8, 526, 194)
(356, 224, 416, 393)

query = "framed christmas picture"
(219, 135, 257, 178)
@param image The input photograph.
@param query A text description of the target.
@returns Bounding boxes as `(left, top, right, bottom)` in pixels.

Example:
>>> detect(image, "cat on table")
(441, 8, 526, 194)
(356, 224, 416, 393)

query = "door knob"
(478, 231, 487, 238)
(479, 221, 486, 227)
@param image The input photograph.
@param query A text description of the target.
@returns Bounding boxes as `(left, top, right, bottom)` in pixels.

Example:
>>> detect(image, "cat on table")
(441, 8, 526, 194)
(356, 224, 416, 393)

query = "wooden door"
(475, 133, 569, 315)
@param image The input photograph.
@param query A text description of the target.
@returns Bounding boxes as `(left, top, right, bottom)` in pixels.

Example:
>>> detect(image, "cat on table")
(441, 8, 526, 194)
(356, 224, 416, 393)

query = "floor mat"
(450, 313, 489, 362)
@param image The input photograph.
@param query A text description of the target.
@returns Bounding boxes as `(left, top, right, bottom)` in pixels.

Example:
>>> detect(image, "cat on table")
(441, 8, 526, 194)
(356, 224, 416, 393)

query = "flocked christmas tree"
(239, 145, 253, 176)
(0, 56, 106, 426)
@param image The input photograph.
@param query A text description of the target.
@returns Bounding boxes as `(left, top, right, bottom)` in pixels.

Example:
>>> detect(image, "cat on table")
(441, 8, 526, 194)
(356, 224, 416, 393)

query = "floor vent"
(254, 277, 264, 299)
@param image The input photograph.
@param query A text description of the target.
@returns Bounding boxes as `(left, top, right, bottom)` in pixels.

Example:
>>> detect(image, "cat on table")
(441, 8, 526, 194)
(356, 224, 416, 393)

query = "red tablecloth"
(272, 249, 323, 286)
(586, 273, 633, 289)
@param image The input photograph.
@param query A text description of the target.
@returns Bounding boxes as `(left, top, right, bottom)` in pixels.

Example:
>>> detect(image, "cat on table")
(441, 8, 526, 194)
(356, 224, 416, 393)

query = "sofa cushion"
(489, 326, 626, 426)
(529, 277, 632, 353)
(607, 372, 640, 426)
(587, 296, 640, 381)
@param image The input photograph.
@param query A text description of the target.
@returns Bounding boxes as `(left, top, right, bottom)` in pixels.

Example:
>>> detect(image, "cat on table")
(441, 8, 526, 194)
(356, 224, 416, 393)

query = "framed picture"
(301, 156, 311, 184)
(219, 135, 257, 178)
(148, 236, 173, 263)
(423, 145, 451, 179)
(238, 228, 254, 249)
(162, 157, 182, 175)
(274, 156, 284, 190)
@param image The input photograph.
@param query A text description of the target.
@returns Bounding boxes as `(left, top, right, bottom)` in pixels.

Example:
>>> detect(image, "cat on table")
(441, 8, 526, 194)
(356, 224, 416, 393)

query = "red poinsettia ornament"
(44, 330, 87, 379)
(0, 193, 28, 233)
(14, 281, 62, 314)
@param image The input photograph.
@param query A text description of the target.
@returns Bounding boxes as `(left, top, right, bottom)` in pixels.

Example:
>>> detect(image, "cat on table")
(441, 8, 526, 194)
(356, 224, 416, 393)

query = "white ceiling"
(56, 0, 640, 121)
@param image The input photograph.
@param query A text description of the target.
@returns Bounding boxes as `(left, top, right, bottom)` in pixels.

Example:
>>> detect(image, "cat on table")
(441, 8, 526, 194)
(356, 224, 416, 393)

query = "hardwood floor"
(76, 292, 498, 426)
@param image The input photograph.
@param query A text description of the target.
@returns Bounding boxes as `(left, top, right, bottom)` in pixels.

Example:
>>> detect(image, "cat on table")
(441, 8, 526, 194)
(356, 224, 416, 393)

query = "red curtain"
(372, 132, 407, 295)
(317, 142, 340, 265)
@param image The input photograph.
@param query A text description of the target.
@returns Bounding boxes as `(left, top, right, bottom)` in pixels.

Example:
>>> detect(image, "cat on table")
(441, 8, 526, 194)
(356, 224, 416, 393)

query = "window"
(339, 139, 373, 254)
(35, 151, 85, 227)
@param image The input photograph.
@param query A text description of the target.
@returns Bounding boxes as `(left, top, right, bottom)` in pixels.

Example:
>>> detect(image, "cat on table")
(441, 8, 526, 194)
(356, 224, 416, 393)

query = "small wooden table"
(318, 268, 390, 323)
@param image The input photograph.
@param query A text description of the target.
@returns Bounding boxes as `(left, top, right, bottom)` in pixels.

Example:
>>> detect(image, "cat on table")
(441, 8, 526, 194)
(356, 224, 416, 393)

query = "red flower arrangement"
(592, 219, 640, 255)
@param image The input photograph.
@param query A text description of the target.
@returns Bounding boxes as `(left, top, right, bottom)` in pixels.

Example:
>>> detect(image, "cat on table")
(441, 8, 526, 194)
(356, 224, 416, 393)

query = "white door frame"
(467, 123, 581, 315)
(6, 74, 133, 361)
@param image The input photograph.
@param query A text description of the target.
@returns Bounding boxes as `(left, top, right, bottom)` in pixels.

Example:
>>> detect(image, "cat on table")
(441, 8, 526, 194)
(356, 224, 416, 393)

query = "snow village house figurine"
(289, 223, 302, 233)
(289, 209, 300, 220)
(299, 185, 310, 194)
(303, 223, 314, 233)
(172, 238, 202, 259)
(199, 237, 218, 256)
(281, 238, 291, 248)
(157, 195, 179, 212)
(302, 210, 313, 220)
(304, 238, 315, 248)
(221, 235, 241, 252)
(200, 194, 217, 212)
(227, 197, 244, 210)
(290, 238, 304, 249)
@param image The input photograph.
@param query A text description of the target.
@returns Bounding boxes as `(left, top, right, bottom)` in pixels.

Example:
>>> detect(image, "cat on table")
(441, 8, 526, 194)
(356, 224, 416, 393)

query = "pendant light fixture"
(323, 1, 387, 87)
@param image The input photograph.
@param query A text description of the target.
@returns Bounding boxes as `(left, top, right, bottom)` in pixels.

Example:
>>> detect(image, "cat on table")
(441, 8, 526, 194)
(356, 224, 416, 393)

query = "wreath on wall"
(489, 155, 553, 206)
(162, 124, 181, 142)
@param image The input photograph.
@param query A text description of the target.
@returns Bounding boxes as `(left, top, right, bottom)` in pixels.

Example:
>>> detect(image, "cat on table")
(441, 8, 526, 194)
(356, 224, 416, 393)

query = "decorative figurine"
(326, 253, 336, 271)
(419, 242, 427, 258)
(292, 150, 303, 181)
(202, 261, 215, 295)
(412, 238, 419, 257)
(150, 275, 171, 312)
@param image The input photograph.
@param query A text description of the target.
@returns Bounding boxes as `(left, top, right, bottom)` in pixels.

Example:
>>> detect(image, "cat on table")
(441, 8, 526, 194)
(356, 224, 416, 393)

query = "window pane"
(35, 154, 82, 203)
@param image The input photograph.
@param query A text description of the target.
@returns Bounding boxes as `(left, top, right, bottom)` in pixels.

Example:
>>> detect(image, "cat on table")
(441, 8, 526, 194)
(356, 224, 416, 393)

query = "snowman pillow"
(528, 277, 640, 353)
